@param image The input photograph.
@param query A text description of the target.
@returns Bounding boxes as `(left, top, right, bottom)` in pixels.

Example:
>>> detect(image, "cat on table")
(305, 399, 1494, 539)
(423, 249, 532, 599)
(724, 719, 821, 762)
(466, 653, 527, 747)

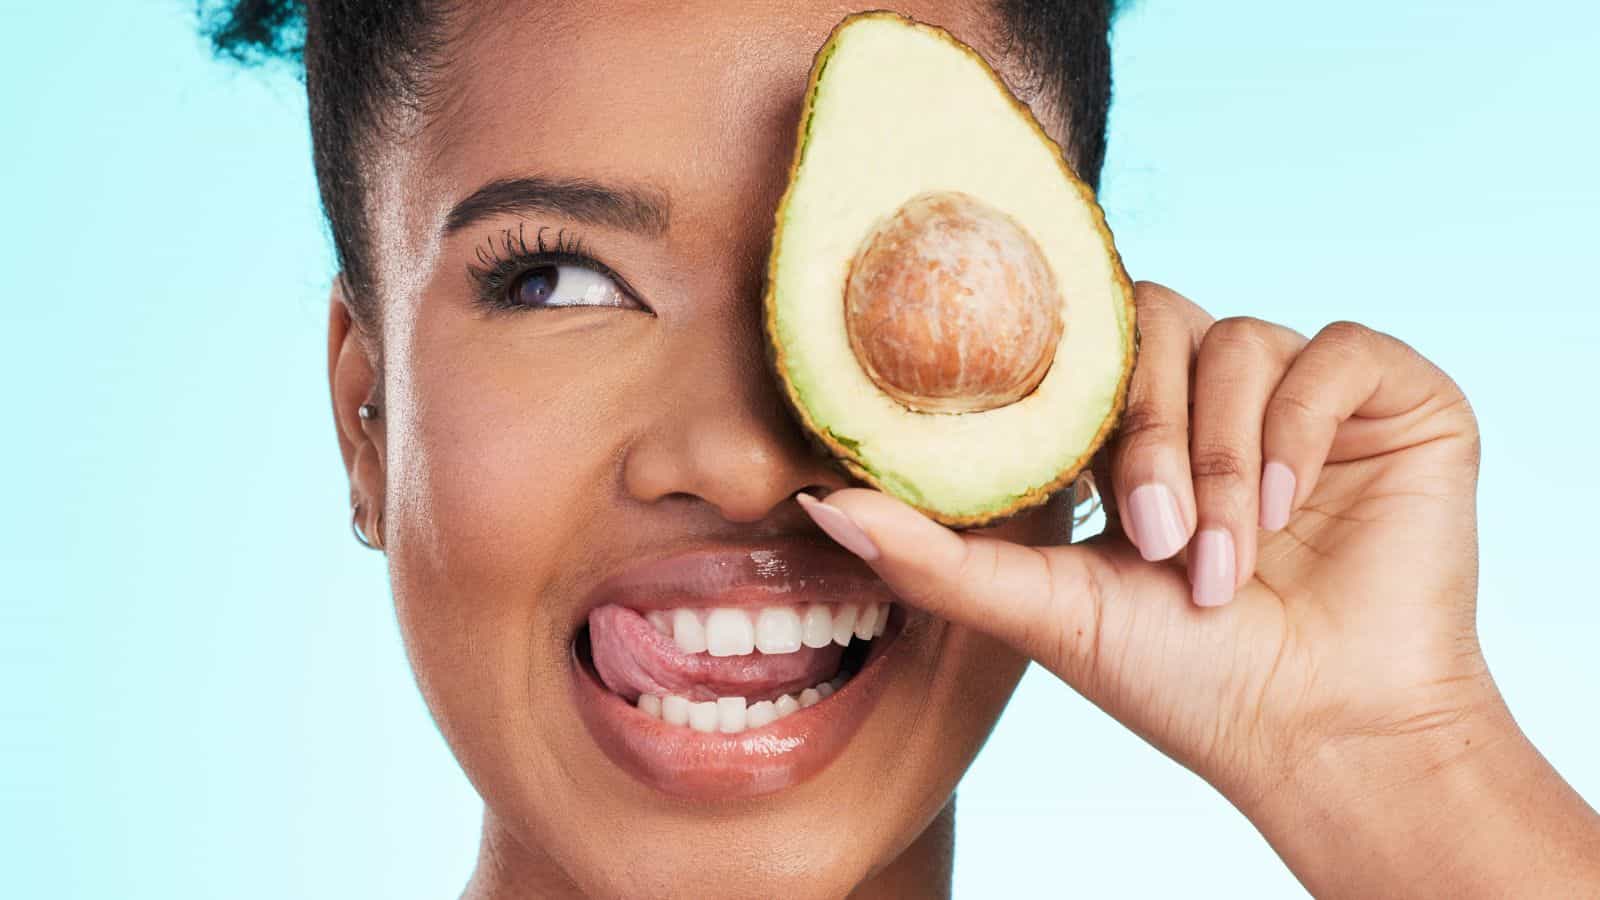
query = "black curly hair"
(203, 1, 1119, 328)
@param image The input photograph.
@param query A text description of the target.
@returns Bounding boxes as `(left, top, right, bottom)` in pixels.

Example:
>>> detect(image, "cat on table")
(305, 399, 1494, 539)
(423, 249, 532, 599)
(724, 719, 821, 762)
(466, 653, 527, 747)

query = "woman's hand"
(800, 282, 1600, 896)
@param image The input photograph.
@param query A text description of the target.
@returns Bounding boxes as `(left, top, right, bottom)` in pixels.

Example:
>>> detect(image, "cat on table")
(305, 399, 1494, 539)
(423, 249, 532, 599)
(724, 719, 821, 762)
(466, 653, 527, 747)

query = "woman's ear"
(327, 277, 386, 531)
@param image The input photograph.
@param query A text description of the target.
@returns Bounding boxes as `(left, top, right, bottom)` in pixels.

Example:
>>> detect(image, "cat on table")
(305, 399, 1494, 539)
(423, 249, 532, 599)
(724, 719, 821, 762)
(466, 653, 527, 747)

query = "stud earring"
(358, 402, 380, 421)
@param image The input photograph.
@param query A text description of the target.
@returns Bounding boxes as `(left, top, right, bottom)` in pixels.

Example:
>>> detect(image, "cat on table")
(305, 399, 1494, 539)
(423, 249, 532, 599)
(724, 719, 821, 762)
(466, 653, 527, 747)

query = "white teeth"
(800, 603, 834, 648)
(705, 607, 756, 657)
(672, 608, 707, 654)
(688, 700, 719, 733)
(865, 602, 890, 637)
(716, 697, 747, 733)
(774, 694, 801, 719)
(618, 606, 886, 729)
(650, 676, 847, 735)
(832, 604, 859, 646)
(746, 700, 777, 728)
(657, 602, 892, 656)
(754, 606, 803, 654)
(661, 694, 690, 726)
(853, 602, 879, 640)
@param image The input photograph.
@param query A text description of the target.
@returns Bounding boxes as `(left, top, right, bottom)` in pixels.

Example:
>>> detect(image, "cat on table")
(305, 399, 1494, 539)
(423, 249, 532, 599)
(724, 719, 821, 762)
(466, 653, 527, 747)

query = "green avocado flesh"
(763, 12, 1136, 527)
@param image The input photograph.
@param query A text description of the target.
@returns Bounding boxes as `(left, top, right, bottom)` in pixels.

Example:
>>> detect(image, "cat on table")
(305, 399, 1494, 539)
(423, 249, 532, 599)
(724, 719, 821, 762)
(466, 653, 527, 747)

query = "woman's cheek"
(394, 318, 632, 594)
(382, 342, 628, 788)
(385, 333, 606, 651)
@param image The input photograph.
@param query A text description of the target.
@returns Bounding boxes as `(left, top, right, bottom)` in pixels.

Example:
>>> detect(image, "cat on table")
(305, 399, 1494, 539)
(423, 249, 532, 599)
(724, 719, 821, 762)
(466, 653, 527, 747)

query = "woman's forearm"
(1242, 702, 1600, 898)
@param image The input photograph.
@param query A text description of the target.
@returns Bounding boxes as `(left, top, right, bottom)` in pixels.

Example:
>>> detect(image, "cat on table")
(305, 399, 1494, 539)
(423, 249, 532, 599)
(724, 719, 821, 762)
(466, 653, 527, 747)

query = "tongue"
(588, 605, 845, 703)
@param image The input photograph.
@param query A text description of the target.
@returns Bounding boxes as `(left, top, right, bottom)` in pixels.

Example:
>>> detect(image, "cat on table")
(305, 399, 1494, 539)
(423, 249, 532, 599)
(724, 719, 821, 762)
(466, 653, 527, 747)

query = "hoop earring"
(351, 501, 384, 551)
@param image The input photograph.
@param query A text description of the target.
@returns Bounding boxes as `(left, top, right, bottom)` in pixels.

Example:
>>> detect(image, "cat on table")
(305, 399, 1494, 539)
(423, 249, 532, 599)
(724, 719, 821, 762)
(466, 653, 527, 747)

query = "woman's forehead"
(409, 1, 1002, 240)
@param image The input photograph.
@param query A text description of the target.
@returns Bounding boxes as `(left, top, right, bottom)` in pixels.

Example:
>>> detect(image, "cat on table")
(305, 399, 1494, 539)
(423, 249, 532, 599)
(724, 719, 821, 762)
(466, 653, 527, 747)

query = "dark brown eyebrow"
(444, 176, 670, 237)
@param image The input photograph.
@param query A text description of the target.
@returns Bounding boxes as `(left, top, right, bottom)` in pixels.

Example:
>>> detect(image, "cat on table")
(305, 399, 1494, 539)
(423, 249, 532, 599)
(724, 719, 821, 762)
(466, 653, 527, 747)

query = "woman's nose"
(621, 327, 847, 524)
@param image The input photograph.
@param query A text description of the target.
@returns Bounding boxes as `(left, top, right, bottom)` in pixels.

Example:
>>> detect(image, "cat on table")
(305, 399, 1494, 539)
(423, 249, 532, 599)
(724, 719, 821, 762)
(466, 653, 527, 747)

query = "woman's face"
(336, 2, 1077, 894)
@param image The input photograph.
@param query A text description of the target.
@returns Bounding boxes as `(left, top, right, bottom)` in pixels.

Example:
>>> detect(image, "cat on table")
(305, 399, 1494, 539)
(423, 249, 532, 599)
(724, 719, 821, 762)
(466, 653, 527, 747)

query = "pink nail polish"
(1260, 462, 1296, 532)
(1191, 529, 1236, 607)
(1126, 484, 1187, 561)
(796, 493, 881, 562)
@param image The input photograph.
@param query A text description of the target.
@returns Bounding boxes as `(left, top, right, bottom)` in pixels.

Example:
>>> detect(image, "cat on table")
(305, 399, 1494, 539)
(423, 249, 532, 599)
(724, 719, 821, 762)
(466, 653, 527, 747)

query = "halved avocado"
(763, 11, 1136, 528)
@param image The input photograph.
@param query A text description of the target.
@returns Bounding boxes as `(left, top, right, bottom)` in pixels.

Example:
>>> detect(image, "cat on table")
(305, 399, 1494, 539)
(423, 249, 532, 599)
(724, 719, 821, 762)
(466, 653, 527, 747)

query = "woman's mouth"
(569, 541, 906, 799)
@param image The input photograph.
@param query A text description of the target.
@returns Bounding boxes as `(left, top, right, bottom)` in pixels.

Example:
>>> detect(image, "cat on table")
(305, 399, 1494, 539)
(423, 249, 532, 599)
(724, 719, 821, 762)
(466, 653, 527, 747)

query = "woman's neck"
(460, 798, 957, 899)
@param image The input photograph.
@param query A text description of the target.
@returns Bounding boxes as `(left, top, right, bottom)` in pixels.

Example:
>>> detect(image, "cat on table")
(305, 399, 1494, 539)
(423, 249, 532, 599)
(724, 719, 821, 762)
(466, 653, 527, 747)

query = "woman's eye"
(509, 263, 632, 309)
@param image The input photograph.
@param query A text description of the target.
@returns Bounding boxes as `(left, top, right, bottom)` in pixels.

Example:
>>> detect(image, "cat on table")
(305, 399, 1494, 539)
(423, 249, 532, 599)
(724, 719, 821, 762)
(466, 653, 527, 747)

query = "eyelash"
(467, 223, 642, 313)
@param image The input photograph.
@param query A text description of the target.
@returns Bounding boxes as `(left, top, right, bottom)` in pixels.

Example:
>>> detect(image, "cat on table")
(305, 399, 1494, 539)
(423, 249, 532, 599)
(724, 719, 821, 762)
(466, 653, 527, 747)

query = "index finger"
(800, 487, 1163, 684)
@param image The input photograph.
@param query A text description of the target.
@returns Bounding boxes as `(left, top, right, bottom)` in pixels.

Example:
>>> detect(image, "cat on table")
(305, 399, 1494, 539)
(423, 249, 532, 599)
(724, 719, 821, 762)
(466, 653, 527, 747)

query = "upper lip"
(576, 537, 898, 633)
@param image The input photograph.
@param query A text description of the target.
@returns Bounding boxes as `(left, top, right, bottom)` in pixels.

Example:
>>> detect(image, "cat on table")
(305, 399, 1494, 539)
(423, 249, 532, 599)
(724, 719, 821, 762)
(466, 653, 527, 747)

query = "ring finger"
(1187, 317, 1306, 606)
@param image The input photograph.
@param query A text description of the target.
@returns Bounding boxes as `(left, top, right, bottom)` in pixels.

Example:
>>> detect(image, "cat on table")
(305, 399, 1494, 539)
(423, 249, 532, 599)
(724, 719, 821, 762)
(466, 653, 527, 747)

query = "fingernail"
(1260, 462, 1296, 532)
(796, 493, 881, 562)
(1126, 483, 1187, 561)
(1191, 529, 1237, 608)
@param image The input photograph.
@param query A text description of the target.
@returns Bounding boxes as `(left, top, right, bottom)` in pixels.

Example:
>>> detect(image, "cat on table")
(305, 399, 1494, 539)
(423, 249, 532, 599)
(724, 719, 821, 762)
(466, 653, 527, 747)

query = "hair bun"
(203, 0, 306, 64)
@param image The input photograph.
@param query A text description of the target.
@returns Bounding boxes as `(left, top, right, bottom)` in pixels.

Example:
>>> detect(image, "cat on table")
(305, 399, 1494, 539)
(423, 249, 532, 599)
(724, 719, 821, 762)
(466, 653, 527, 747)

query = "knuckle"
(1437, 373, 1477, 420)
(1315, 319, 1375, 351)
(1132, 280, 1179, 312)
(1267, 390, 1324, 426)
(951, 539, 1003, 608)
(1116, 399, 1181, 450)
(1204, 316, 1295, 359)
(1189, 443, 1250, 483)
(1209, 315, 1273, 340)
(1133, 280, 1206, 328)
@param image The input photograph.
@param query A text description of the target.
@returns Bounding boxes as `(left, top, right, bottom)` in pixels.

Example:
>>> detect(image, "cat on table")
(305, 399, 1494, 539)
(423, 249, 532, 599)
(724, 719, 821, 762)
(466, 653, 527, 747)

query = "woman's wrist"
(1237, 694, 1600, 897)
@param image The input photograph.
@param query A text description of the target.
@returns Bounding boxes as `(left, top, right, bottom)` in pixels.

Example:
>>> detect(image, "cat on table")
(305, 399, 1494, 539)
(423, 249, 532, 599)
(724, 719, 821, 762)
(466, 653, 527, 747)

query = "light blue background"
(2, 1, 1596, 896)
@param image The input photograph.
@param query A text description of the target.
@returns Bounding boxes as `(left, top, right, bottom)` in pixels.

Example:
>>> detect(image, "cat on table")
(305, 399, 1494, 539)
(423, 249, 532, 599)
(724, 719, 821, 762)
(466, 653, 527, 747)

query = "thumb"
(798, 488, 1124, 680)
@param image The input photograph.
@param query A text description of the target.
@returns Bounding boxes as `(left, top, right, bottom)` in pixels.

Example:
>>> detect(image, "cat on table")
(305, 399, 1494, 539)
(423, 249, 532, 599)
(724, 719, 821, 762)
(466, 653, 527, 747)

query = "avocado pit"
(843, 190, 1064, 414)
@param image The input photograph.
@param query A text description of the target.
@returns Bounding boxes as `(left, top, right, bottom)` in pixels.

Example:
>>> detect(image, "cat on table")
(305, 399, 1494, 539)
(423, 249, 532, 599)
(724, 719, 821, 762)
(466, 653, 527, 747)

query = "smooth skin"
(810, 282, 1600, 897)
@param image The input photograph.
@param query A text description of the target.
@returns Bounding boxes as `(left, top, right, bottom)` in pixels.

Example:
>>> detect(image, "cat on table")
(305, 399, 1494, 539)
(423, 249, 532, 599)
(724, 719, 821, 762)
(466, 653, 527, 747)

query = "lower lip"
(570, 611, 902, 800)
